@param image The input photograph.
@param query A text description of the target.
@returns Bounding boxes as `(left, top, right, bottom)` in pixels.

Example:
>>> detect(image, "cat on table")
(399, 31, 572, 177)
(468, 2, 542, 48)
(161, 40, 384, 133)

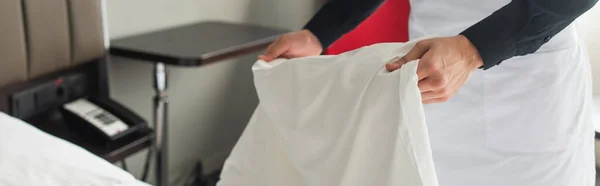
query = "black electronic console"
(9, 72, 90, 120)
(2, 62, 151, 150)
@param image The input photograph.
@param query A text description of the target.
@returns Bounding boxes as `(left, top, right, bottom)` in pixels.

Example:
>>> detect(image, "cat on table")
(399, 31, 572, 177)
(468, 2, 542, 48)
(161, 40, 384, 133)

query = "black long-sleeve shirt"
(304, 0, 598, 70)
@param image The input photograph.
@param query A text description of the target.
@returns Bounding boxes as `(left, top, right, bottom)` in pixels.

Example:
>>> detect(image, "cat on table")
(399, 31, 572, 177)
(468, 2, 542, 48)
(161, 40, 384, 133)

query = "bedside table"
(109, 21, 287, 186)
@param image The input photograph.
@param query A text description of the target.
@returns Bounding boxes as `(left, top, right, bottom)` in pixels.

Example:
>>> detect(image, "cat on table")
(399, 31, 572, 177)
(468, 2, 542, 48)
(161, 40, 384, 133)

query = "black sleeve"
(461, 0, 598, 70)
(303, 0, 386, 48)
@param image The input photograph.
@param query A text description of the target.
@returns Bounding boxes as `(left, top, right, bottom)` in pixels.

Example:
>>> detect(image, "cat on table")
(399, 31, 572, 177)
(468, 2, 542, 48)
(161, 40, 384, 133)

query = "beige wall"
(108, 0, 250, 39)
(105, 0, 319, 185)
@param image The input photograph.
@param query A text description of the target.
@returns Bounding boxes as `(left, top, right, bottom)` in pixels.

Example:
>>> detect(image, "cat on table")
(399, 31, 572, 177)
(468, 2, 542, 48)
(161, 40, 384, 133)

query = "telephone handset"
(63, 99, 129, 138)
(60, 97, 147, 147)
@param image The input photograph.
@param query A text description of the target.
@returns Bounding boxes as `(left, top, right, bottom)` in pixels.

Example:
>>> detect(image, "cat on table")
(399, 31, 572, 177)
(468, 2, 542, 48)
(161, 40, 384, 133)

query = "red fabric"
(324, 0, 410, 55)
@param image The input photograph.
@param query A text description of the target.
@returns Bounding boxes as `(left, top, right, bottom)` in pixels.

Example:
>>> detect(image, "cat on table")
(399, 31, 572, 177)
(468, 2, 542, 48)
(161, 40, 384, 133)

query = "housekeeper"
(259, 0, 599, 185)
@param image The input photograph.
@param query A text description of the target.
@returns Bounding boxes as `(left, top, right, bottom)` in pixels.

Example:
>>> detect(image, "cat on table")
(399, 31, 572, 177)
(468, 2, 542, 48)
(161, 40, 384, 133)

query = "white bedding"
(0, 112, 152, 186)
(219, 38, 438, 186)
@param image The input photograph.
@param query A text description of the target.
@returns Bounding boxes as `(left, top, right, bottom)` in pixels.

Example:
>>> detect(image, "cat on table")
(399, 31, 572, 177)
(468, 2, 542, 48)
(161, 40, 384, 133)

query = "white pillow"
(0, 112, 152, 186)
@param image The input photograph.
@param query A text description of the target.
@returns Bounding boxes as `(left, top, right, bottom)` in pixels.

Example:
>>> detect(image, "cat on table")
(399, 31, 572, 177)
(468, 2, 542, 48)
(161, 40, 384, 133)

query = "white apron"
(408, 0, 596, 185)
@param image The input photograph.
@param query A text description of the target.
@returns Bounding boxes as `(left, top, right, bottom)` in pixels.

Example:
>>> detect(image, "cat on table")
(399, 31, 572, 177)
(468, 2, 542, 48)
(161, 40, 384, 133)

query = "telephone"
(60, 97, 148, 147)
(63, 99, 129, 137)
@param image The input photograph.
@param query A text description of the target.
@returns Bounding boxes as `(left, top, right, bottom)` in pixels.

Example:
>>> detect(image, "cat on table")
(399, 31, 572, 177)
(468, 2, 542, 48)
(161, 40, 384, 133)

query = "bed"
(0, 112, 150, 186)
(0, 0, 153, 185)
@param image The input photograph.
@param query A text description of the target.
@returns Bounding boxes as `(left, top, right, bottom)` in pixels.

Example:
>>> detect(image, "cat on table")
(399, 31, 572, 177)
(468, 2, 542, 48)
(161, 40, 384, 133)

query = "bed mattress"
(0, 112, 152, 186)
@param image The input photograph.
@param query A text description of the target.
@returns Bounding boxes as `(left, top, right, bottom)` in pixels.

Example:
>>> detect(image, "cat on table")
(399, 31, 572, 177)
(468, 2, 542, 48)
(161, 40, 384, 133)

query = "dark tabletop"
(110, 21, 288, 66)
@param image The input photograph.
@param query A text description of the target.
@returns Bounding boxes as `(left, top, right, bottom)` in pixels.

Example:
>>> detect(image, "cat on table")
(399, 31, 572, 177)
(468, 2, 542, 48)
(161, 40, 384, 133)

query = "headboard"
(0, 0, 109, 119)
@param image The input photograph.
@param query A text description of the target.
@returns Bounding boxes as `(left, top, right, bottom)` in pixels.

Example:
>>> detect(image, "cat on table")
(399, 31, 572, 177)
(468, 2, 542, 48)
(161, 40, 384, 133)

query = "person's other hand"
(386, 35, 484, 104)
(259, 29, 323, 62)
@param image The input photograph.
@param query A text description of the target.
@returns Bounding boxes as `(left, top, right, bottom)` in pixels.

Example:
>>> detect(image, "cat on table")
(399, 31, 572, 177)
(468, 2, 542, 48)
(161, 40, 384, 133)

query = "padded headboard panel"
(0, 0, 105, 87)
(0, 0, 28, 88)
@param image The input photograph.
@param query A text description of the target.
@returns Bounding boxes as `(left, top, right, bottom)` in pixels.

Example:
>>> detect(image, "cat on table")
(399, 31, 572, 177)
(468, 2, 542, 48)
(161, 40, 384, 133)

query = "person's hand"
(259, 29, 323, 62)
(386, 35, 484, 104)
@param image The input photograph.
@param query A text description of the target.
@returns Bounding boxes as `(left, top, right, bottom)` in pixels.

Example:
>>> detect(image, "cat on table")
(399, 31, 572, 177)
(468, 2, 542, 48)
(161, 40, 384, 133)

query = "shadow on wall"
(162, 54, 265, 186)
(109, 53, 262, 186)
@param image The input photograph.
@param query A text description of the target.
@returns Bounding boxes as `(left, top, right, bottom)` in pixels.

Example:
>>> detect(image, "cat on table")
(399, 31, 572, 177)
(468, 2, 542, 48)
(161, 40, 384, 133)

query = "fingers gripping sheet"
(218, 38, 438, 186)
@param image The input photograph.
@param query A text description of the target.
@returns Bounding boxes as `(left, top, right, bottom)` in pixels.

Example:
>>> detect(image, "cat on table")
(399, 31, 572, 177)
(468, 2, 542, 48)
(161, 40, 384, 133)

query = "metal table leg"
(153, 63, 168, 186)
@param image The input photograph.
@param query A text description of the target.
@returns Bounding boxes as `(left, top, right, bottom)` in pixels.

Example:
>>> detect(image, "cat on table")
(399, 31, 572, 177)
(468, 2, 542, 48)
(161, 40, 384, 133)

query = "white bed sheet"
(0, 112, 152, 186)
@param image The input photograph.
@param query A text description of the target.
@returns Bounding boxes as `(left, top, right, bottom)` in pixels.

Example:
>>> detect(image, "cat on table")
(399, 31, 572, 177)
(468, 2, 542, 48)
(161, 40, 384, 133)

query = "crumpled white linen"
(218, 37, 438, 186)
